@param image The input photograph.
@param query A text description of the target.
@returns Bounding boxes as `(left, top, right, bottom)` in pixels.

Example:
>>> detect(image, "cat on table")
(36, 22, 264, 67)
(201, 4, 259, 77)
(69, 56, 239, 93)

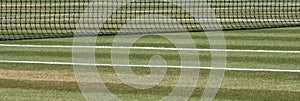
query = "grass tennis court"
(1, 0, 300, 100)
(0, 27, 299, 100)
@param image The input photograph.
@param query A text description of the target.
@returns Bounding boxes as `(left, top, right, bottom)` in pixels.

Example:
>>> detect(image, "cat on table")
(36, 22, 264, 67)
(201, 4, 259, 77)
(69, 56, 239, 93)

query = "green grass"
(0, 1, 300, 100)
(0, 27, 299, 100)
(0, 63, 299, 101)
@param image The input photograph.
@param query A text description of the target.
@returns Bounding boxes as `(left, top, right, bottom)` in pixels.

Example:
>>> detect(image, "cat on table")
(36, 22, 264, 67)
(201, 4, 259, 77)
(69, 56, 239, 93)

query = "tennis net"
(1, 0, 299, 40)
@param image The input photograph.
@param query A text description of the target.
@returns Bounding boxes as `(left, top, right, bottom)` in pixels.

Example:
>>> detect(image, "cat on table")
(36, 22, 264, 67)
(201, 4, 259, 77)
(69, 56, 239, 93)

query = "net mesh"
(1, 0, 299, 40)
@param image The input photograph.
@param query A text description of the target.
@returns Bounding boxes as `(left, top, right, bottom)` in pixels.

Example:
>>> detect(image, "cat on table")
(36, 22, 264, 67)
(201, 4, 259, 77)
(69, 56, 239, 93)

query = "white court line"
(0, 44, 299, 54)
(0, 60, 299, 73)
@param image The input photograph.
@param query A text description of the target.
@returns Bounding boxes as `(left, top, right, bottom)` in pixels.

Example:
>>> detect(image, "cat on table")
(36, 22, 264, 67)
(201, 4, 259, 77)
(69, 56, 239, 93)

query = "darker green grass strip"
(0, 78, 299, 100)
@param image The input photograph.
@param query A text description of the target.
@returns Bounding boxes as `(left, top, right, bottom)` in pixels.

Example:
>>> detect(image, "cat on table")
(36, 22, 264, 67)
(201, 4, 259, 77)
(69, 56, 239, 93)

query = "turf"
(0, 27, 299, 100)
